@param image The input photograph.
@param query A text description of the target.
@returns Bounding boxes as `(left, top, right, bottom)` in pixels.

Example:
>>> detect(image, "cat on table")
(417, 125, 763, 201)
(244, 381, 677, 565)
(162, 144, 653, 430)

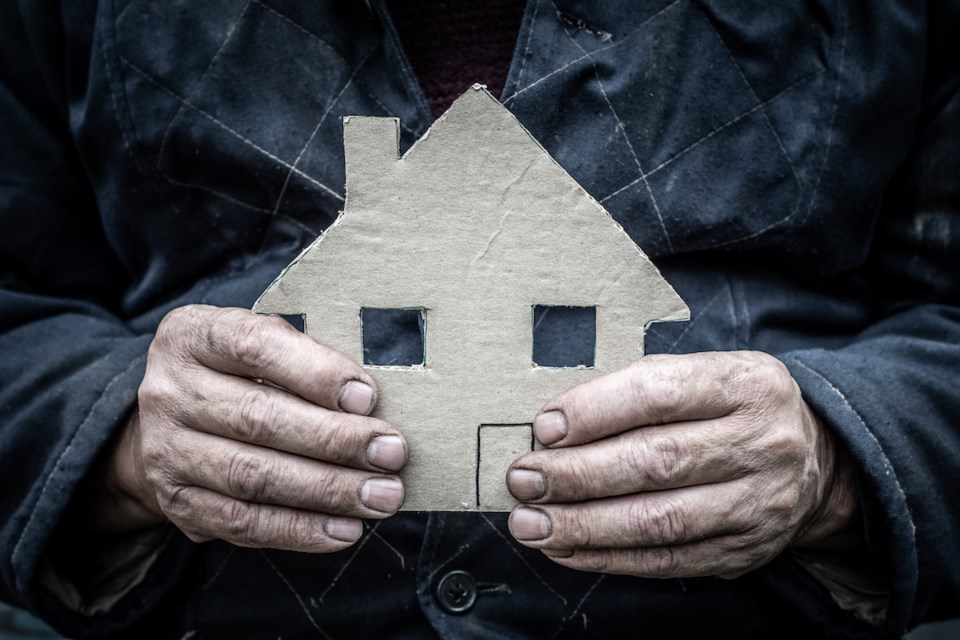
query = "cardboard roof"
(254, 85, 688, 511)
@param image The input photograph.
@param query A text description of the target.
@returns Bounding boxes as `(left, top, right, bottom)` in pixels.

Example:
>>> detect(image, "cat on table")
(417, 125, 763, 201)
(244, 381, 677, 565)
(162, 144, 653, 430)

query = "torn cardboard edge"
(254, 84, 689, 511)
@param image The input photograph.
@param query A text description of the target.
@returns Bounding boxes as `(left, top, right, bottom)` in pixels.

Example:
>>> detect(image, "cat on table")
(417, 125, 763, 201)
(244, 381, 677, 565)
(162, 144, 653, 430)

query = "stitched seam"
(111, 0, 333, 226)
(202, 547, 236, 590)
(11, 353, 146, 594)
(174, 180, 323, 235)
(317, 521, 379, 604)
(156, 0, 253, 171)
(418, 544, 469, 591)
(554, 5, 673, 253)
(253, 0, 341, 59)
(415, 513, 453, 595)
(664, 286, 724, 353)
(260, 50, 373, 249)
(101, 0, 153, 184)
(370, 529, 406, 569)
(514, 0, 542, 90)
(121, 57, 344, 203)
(503, 0, 683, 105)
(368, 1, 432, 129)
(477, 512, 568, 605)
(252, 0, 415, 135)
(114, 56, 333, 229)
(790, 356, 919, 623)
(788, 358, 918, 538)
(702, 7, 848, 249)
(160, 172, 323, 236)
(798, 2, 849, 227)
(549, 575, 605, 640)
(427, 512, 445, 570)
(598, 67, 824, 204)
(691, 0, 804, 189)
(259, 550, 331, 639)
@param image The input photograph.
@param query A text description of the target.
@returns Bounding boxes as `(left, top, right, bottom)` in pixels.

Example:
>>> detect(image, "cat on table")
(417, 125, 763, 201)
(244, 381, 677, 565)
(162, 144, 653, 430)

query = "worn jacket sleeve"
(0, 5, 192, 638)
(779, 6, 960, 636)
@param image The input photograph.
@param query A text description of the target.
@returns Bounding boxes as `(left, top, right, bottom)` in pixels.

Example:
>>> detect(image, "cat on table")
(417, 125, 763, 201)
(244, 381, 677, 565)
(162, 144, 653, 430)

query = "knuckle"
(278, 513, 307, 546)
(727, 501, 761, 538)
(154, 308, 184, 346)
(140, 437, 169, 476)
(158, 305, 200, 342)
(313, 472, 353, 512)
(220, 500, 260, 545)
(643, 546, 682, 578)
(622, 433, 683, 488)
(631, 498, 687, 545)
(766, 367, 797, 405)
(771, 483, 803, 518)
(578, 550, 615, 573)
(232, 318, 275, 369)
(154, 305, 209, 364)
(548, 451, 592, 500)
(628, 361, 685, 425)
(763, 423, 808, 463)
(137, 374, 177, 409)
(157, 485, 213, 539)
(236, 389, 280, 443)
(225, 451, 273, 502)
(156, 481, 191, 517)
(739, 353, 797, 408)
(272, 512, 322, 551)
(308, 413, 361, 462)
(557, 508, 594, 547)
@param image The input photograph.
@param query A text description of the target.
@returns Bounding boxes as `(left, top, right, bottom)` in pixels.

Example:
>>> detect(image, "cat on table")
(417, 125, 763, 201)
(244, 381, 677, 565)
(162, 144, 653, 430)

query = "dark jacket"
(1, 1, 958, 638)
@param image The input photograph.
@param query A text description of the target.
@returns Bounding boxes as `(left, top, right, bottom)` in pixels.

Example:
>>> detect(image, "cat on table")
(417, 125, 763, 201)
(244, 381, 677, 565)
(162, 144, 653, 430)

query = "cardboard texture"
(254, 85, 689, 511)
(477, 425, 535, 510)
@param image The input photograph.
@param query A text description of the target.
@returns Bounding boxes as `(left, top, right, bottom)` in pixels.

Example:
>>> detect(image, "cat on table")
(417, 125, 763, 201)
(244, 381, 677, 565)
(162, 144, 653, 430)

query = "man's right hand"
(96, 304, 407, 553)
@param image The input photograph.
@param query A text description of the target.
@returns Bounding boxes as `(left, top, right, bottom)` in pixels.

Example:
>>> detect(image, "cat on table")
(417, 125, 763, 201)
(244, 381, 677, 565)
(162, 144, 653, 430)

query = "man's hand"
(506, 351, 860, 578)
(93, 305, 407, 553)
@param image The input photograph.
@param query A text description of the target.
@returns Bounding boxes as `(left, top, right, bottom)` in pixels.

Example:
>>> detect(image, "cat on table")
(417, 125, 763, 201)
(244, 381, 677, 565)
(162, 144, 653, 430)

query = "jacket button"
(436, 570, 477, 614)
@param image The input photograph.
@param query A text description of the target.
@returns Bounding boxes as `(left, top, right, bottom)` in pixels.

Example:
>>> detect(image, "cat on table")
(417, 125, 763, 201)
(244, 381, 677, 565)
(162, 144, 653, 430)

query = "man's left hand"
(506, 351, 859, 579)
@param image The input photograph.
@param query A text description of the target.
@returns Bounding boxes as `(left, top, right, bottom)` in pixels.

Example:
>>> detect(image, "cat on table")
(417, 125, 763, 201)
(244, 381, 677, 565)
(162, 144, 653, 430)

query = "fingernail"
(360, 478, 404, 513)
(510, 507, 551, 541)
(542, 548, 574, 558)
(325, 517, 362, 542)
(339, 381, 375, 415)
(367, 435, 406, 471)
(508, 468, 546, 501)
(534, 411, 567, 445)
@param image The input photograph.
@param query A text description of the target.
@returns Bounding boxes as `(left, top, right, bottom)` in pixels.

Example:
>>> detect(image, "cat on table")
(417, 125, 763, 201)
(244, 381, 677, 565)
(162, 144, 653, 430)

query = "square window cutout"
(532, 305, 596, 368)
(279, 314, 305, 332)
(361, 308, 425, 366)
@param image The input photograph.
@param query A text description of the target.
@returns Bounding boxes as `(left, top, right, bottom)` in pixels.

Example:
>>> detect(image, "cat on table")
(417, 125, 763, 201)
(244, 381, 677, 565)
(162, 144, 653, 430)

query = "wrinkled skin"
(95, 308, 856, 575)
(95, 305, 408, 552)
(506, 351, 859, 578)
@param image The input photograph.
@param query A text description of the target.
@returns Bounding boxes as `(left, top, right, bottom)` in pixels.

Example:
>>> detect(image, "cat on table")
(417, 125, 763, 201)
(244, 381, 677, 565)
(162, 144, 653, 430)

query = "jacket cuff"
(6, 341, 191, 637)
(39, 525, 169, 616)
(781, 352, 917, 637)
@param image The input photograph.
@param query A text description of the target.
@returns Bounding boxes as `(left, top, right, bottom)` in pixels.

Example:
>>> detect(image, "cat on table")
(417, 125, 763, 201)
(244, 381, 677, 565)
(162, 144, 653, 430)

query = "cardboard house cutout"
(254, 85, 689, 511)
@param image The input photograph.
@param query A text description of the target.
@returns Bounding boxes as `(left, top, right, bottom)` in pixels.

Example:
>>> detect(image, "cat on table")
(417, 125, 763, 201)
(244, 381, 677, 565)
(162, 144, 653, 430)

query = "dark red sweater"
(387, 0, 526, 118)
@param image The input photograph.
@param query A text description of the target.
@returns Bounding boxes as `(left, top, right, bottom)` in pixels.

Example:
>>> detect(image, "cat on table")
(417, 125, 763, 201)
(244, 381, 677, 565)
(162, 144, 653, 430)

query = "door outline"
(475, 423, 535, 508)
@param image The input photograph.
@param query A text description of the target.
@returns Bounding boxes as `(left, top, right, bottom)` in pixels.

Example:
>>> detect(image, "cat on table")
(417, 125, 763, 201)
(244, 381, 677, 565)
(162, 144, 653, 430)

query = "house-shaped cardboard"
(254, 85, 689, 511)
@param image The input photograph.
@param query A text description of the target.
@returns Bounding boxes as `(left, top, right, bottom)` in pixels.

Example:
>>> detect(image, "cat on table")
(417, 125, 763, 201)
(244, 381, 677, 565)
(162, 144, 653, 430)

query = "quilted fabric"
(1, 1, 958, 638)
